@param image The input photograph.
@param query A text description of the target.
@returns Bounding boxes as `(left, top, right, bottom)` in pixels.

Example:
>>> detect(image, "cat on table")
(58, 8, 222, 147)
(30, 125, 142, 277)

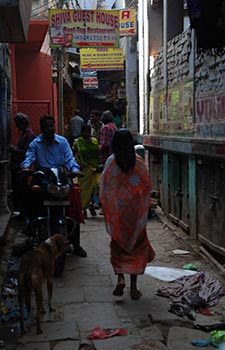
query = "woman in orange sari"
(99, 129, 155, 299)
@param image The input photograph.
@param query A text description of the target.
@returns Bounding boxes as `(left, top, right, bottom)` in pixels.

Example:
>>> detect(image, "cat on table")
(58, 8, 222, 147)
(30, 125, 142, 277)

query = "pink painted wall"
(11, 50, 58, 142)
(15, 51, 53, 102)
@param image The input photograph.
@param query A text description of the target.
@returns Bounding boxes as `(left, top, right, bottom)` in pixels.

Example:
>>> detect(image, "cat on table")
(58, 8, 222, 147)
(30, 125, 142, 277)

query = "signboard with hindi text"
(80, 48, 124, 71)
(49, 9, 120, 48)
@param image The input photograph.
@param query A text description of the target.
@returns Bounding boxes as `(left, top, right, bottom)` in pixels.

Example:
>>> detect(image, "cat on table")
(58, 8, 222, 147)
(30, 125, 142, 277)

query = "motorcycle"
(24, 167, 79, 276)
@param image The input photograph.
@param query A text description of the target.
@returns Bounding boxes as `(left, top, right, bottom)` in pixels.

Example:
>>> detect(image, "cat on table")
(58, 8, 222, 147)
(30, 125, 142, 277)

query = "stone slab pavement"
(1, 208, 225, 350)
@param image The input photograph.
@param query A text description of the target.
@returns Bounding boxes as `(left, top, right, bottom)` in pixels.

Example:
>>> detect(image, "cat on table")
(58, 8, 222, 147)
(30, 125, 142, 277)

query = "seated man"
(21, 115, 87, 257)
(8, 113, 35, 221)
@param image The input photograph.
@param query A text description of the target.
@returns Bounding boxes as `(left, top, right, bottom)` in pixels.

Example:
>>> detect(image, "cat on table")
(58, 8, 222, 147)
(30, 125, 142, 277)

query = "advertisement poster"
(49, 9, 120, 48)
(80, 48, 124, 71)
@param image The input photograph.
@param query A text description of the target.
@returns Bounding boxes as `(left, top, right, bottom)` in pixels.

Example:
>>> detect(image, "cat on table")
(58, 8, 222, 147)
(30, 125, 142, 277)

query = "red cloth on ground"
(88, 326, 127, 339)
(67, 183, 85, 224)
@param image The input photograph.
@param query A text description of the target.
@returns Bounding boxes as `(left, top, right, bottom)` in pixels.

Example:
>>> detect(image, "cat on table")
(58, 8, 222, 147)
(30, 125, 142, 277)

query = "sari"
(99, 154, 155, 275)
(73, 136, 100, 210)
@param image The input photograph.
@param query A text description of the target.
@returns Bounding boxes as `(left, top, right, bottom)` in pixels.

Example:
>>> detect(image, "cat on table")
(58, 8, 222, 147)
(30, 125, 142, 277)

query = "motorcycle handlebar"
(69, 171, 84, 178)
(20, 168, 84, 178)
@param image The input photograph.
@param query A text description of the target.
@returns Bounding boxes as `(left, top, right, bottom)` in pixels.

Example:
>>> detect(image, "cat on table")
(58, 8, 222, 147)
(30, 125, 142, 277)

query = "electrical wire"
(31, 0, 58, 17)
(31, 0, 57, 13)
(31, 0, 81, 17)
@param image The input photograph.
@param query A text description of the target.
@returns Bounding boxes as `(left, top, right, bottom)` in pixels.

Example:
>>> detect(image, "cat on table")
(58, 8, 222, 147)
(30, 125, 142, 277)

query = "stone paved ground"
(0, 208, 225, 350)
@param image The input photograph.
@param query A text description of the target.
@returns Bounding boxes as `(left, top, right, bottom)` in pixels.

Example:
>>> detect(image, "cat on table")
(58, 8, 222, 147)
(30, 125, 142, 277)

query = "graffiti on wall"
(149, 80, 193, 134)
(195, 93, 225, 137)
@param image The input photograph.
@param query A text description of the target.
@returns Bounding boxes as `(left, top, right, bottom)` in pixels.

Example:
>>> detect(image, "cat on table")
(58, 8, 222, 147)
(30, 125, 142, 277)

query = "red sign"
(83, 77, 99, 89)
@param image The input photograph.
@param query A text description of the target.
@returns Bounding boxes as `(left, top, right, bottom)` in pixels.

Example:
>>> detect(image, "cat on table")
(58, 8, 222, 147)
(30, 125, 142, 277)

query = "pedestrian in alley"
(99, 128, 155, 299)
(69, 109, 84, 146)
(7, 112, 35, 221)
(99, 110, 118, 165)
(88, 109, 103, 142)
(72, 124, 101, 219)
(113, 109, 123, 129)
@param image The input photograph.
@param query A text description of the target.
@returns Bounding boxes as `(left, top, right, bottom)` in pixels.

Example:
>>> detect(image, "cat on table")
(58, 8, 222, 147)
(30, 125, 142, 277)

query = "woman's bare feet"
(130, 288, 142, 300)
(130, 274, 142, 299)
(113, 274, 125, 296)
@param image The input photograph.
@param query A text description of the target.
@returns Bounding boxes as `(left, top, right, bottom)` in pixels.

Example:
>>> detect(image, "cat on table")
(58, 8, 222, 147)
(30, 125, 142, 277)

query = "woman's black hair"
(81, 124, 91, 133)
(112, 128, 136, 172)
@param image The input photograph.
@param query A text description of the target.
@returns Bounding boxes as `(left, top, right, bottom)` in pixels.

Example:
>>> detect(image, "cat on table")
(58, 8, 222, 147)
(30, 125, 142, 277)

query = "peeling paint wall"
(150, 28, 194, 136)
(150, 27, 225, 141)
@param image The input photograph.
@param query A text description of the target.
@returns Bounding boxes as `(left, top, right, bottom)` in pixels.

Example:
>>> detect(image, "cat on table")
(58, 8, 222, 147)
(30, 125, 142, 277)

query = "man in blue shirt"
(21, 115, 87, 257)
(21, 115, 81, 174)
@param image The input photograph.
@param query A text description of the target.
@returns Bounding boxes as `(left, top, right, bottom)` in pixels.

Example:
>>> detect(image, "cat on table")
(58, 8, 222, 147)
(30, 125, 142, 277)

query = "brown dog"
(18, 234, 70, 334)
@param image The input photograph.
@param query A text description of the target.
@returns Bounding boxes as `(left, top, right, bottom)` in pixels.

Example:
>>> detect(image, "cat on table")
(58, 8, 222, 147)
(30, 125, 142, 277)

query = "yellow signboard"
(49, 9, 120, 48)
(80, 48, 124, 71)
(119, 9, 136, 36)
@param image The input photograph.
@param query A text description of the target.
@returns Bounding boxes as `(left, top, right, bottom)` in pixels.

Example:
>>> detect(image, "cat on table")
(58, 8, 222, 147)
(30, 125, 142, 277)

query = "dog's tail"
(18, 274, 32, 313)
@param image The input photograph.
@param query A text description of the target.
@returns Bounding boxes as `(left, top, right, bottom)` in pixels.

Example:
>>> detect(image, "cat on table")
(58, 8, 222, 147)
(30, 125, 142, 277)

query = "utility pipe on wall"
(138, 0, 149, 135)
(163, 0, 167, 87)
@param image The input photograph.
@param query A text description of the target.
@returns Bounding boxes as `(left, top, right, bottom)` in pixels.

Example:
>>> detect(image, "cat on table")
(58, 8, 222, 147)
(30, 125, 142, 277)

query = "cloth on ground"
(157, 271, 225, 317)
(88, 326, 127, 339)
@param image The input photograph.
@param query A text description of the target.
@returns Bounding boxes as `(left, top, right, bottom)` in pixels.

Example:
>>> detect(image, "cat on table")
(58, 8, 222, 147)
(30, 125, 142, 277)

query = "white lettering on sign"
(121, 10, 130, 20)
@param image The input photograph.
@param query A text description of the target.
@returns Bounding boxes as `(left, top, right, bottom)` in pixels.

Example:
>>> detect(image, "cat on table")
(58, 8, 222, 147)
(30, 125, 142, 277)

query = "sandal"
(130, 289, 142, 300)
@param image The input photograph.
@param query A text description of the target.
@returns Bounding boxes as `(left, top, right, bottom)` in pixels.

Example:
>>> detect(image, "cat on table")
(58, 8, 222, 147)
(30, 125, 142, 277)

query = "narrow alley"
(1, 209, 225, 350)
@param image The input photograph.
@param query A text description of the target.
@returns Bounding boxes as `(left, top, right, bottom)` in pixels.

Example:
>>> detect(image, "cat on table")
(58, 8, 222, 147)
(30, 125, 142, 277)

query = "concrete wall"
(195, 51, 225, 139)
(146, 25, 225, 252)
(0, 44, 11, 213)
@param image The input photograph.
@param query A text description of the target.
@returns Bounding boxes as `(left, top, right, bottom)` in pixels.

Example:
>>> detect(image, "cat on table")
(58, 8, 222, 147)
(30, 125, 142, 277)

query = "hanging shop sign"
(119, 9, 136, 36)
(80, 48, 124, 71)
(83, 76, 99, 89)
(49, 9, 120, 48)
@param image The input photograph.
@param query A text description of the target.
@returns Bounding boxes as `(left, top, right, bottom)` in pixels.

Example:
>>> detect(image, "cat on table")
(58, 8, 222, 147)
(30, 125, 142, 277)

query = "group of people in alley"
(8, 109, 155, 300)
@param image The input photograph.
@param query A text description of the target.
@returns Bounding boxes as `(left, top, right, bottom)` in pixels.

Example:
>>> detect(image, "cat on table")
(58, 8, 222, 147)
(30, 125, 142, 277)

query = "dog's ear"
(54, 235, 69, 248)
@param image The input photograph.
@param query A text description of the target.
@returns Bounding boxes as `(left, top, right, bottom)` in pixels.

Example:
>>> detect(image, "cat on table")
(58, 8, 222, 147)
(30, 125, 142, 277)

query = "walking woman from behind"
(100, 129, 155, 299)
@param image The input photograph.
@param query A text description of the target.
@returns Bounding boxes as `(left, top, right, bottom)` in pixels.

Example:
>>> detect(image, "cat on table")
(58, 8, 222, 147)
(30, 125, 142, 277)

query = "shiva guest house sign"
(49, 9, 119, 48)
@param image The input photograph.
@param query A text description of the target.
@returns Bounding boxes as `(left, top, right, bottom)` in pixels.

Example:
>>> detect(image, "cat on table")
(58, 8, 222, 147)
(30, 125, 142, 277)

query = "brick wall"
(150, 28, 225, 139)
